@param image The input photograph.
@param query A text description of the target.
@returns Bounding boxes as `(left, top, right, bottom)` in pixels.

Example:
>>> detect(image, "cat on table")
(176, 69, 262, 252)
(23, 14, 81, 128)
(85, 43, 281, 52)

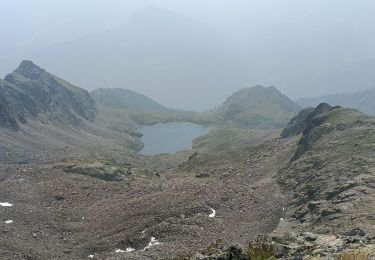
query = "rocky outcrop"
(278, 104, 375, 236)
(189, 232, 375, 259)
(281, 103, 333, 139)
(0, 60, 97, 130)
(282, 103, 337, 161)
(55, 159, 133, 181)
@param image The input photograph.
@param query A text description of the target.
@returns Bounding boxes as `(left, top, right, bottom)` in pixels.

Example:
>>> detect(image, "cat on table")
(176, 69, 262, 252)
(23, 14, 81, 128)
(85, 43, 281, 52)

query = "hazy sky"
(1, 0, 375, 110)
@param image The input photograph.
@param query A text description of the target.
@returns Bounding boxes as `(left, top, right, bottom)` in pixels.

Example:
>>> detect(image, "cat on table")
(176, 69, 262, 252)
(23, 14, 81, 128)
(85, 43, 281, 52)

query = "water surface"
(139, 122, 208, 155)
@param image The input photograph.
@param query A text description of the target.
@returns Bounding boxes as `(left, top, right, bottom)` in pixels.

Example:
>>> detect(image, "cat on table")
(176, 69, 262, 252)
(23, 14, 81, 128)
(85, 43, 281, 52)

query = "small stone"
(273, 244, 287, 258)
(195, 172, 210, 178)
(54, 195, 65, 201)
(32, 233, 38, 238)
(303, 232, 318, 242)
(344, 228, 366, 237)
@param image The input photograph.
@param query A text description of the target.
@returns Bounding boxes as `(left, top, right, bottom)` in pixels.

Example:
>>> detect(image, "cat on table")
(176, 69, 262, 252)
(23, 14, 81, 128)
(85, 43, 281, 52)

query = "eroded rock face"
(0, 79, 38, 130)
(281, 103, 333, 139)
(280, 107, 315, 138)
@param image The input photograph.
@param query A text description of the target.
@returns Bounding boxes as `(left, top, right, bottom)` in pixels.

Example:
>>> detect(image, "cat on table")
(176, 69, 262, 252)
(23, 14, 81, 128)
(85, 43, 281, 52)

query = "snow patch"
(116, 247, 135, 253)
(5, 220, 13, 224)
(0, 202, 13, 207)
(88, 255, 95, 258)
(142, 237, 161, 251)
(209, 208, 216, 218)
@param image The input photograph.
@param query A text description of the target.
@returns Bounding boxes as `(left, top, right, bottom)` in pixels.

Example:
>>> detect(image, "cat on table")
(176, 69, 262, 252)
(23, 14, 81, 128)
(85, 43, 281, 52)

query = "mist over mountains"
(297, 87, 375, 116)
(2, 1, 375, 259)
(1, 1, 375, 110)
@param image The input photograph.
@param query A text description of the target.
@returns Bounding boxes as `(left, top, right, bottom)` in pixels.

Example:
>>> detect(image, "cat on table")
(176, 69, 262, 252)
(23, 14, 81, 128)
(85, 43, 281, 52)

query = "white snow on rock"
(142, 237, 161, 251)
(0, 202, 13, 207)
(116, 247, 135, 253)
(5, 220, 13, 224)
(209, 208, 216, 218)
(126, 247, 135, 252)
(88, 255, 95, 258)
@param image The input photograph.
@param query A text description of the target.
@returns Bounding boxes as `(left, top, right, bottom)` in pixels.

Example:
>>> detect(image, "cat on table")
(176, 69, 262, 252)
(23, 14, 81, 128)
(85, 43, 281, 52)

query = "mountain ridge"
(91, 88, 170, 113)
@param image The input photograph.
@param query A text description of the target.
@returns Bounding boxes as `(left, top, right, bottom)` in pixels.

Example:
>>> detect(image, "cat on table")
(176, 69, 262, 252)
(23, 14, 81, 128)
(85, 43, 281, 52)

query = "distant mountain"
(0, 60, 97, 130)
(207, 85, 301, 128)
(297, 88, 375, 115)
(91, 88, 170, 112)
(223, 85, 301, 113)
(0, 7, 249, 110)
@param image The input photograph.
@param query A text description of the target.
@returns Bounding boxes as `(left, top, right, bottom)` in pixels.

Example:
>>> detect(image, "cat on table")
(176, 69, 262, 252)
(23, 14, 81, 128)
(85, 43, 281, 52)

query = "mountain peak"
(0, 61, 97, 130)
(13, 60, 46, 80)
(91, 88, 170, 113)
(223, 85, 301, 114)
(206, 85, 301, 128)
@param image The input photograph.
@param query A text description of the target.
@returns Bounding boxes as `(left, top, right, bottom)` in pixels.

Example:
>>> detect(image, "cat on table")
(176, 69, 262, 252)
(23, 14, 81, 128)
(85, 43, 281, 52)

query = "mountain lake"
(139, 122, 208, 155)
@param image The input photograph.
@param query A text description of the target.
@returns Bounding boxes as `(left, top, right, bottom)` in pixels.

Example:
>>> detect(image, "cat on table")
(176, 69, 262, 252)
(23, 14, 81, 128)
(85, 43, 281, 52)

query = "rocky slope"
(279, 104, 375, 235)
(297, 88, 375, 116)
(1, 62, 375, 259)
(0, 79, 37, 131)
(186, 104, 375, 259)
(0, 61, 143, 164)
(1, 101, 375, 259)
